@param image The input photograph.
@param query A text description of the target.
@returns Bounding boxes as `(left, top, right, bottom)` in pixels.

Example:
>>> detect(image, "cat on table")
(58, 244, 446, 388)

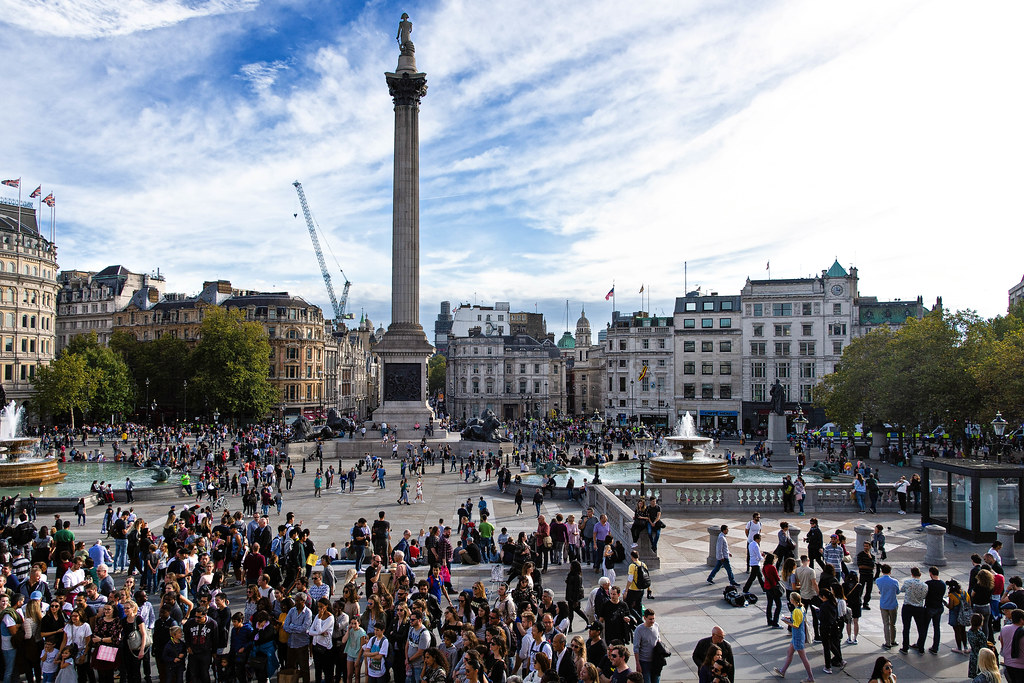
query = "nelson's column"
(372, 13, 436, 436)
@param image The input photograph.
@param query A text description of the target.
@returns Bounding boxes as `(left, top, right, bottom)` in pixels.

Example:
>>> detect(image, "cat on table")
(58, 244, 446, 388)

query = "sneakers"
(707, 578, 715, 584)
(898, 648, 909, 654)
(822, 667, 833, 674)
(845, 638, 855, 645)
(631, 542, 639, 549)
(772, 667, 785, 678)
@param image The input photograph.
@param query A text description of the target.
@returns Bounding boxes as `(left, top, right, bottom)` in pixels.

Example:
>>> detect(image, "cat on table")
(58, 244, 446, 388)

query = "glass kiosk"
(921, 459, 1023, 542)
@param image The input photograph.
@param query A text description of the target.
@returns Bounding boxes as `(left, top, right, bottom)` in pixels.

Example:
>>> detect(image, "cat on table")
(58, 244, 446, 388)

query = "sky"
(1, 0, 1022, 337)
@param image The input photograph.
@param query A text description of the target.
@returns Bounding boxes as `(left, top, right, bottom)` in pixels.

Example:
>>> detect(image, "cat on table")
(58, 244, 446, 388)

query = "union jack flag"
(1, 179, 19, 188)
(30, 185, 41, 198)
(42, 193, 55, 207)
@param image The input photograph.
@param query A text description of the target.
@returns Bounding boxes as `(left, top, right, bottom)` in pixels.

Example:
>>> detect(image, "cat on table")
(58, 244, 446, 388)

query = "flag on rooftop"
(29, 186, 41, 198)
(42, 193, 55, 207)
(639, 284, 644, 294)
(1, 179, 19, 188)
(605, 286, 614, 301)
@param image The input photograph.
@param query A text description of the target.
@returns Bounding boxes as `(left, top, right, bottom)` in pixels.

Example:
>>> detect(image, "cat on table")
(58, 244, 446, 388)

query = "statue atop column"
(769, 379, 786, 415)
(397, 13, 414, 55)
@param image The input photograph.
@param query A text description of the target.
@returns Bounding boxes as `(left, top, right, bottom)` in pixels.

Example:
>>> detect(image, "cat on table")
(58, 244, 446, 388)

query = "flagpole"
(16, 181, 22, 235)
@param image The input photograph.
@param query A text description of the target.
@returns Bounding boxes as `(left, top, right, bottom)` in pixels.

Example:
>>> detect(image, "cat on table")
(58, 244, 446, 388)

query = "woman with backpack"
(948, 579, 972, 653)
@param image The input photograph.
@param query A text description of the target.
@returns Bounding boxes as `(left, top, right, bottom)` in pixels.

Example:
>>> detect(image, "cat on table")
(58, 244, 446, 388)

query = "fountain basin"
(649, 454, 734, 483)
(0, 458, 66, 486)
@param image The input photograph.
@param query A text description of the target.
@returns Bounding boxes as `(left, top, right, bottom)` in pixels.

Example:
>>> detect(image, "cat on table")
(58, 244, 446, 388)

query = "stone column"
(854, 524, 873, 553)
(373, 18, 436, 437)
(996, 525, 1018, 566)
(707, 525, 721, 567)
(923, 524, 947, 567)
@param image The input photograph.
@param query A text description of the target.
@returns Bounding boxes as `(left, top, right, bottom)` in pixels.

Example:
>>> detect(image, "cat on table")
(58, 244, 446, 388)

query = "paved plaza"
(58, 444, 1009, 683)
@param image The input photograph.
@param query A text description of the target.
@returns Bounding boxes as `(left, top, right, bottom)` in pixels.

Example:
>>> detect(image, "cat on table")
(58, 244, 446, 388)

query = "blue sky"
(1, 0, 1022, 336)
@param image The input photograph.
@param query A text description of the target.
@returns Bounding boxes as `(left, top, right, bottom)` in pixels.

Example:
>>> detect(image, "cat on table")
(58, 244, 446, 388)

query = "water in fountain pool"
(0, 461, 166, 498)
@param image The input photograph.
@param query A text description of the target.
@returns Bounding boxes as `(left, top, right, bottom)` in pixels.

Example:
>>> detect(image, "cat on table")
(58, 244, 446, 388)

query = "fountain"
(648, 412, 734, 483)
(0, 402, 65, 485)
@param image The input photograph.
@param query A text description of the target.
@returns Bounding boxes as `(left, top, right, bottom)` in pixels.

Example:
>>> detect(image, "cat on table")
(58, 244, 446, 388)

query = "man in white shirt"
(527, 622, 553, 675)
(744, 513, 762, 569)
(61, 556, 88, 600)
(743, 534, 765, 593)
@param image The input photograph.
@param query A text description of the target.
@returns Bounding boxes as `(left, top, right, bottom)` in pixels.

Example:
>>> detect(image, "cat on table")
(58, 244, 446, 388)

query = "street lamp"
(150, 400, 157, 426)
(639, 450, 648, 498)
(145, 377, 150, 425)
(318, 370, 324, 424)
(213, 409, 220, 424)
(183, 379, 188, 424)
(630, 379, 635, 426)
(793, 404, 808, 436)
(591, 411, 604, 485)
(991, 411, 1007, 464)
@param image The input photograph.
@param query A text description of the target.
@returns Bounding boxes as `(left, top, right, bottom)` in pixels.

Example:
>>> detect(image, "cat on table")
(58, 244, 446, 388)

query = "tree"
(31, 354, 95, 428)
(189, 308, 279, 419)
(111, 329, 190, 413)
(428, 353, 446, 395)
(65, 332, 136, 420)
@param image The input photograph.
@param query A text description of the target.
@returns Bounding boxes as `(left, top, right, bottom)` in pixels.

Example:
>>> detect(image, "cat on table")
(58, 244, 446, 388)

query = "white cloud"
(0, 0, 259, 38)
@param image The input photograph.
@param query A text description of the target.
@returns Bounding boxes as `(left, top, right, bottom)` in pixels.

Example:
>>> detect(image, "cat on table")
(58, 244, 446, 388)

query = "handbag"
(543, 536, 553, 548)
(96, 645, 118, 662)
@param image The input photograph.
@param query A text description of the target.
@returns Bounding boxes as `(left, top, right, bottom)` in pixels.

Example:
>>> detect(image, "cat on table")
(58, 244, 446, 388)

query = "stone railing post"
(788, 526, 802, 558)
(707, 525, 721, 567)
(996, 525, 1018, 566)
(923, 524, 947, 567)
(854, 524, 873, 554)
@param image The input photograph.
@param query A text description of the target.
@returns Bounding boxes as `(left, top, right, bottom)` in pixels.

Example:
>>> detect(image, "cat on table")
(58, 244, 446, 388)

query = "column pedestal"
(923, 524, 947, 567)
(767, 413, 793, 468)
(996, 525, 1018, 566)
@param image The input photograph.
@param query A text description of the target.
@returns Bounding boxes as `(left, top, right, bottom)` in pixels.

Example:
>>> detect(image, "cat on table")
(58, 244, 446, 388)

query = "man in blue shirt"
(875, 564, 901, 649)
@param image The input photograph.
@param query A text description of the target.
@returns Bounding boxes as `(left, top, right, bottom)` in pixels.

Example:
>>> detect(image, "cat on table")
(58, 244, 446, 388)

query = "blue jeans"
(707, 558, 736, 584)
(113, 538, 128, 572)
(647, 522, 661, 550)
(856, 491, 866, 512)
(640, 660, 661, 683)
(3, 647, 16, 683)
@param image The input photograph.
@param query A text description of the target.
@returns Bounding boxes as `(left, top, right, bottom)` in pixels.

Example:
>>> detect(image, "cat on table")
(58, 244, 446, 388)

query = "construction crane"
(293, 180, 352, 326)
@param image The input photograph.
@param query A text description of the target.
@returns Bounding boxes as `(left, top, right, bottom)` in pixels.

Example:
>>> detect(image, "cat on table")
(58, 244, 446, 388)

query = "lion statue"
(460, 409, 509, 443)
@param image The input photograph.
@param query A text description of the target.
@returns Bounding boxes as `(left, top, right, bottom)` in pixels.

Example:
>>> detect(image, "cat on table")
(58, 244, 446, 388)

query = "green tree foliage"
(31, 353, 95, 428)
(110, 329, 190, 410)
(190, 308, 279, 419)
(816, 306, 1024, 439)
(427, 353, 446, 395)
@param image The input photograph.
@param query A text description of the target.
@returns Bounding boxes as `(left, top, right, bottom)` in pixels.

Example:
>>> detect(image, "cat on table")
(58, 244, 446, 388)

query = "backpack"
(633, 562, 651, 590)
(957, 591, 973, 627)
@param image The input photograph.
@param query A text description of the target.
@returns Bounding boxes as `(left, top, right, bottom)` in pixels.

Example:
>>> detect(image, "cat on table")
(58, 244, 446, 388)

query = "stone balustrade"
(585, 485, 660, 568)
(600, 482, 899, 513)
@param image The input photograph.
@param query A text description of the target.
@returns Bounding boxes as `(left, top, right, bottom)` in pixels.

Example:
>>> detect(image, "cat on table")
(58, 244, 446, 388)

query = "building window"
(683, 341, 695, 352)
(619, 340, 626, 350)
(776, 363, 791, 378)
(684, 302, 697, 312)
(772, 303, 793, 316)
(683, 319, 695, 329)
(720, 318, 731, 328)
(519, 364, 526, 373)
(752, 324, 764, 337)
(701, 383, 714, 399)
(833, 303, 842, 315)
(828, 323, 847, 336)
(701, 341, 713, 352)
(752, 383, 766, 401)
(833, 341, 843, 354)
(618, 359, 626, 368)
(701, 362, 713, 375)
(701, 319, 713, 329)
(751, 361, 766, 379)
(720, 362, 731, 375)
(472, 381, 479, 394)
(720, 384, 732, 399)
(721, 301, 734, 311)
(800, 384, 813, 402)
(753, 303, 763, 317)
(619, 377, 627, 391)
(642, 339, 649, 349)
(683, 362, 695, 375)
(799, 341, 816, 356)
(802, 302, 812, 315)
(720, 340, 732, 352)
(750, 342, 766, 356)
(702, 301, 714, 311)
(683, 383, 695, 399)
(800, 362, 815, 379)
(774, 323, 791, 337)
(657, 359, 666, 367)
(658, 339, 665, 349)
(775, 342, 791, 356)
(802, 323, 813, 336)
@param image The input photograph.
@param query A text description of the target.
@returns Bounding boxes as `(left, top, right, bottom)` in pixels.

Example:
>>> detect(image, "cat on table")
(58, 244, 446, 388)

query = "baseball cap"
(1001, 602, 1018, 611)
(588, 622, 603, 632)
(830, 534, 839, 540)
(30, 591, 42, 601)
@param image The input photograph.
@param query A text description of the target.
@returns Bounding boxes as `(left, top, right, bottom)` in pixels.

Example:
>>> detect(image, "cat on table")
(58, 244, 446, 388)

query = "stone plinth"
(767, 413, 793, 468)
(707, 525, 721, 567)
(854, 524, 874, 553)
(788, 526, 802, 557)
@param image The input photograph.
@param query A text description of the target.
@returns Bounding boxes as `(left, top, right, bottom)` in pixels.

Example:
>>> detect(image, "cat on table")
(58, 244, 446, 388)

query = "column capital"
(386, 71, 427, 107)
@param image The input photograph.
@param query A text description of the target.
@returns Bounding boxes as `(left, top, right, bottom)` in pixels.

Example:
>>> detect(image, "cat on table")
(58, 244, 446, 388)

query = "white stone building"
(56, 265, 165, 353)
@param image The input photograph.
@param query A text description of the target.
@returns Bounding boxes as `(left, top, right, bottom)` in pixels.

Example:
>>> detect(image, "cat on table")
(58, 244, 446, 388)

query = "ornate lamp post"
(150, 400, 157, 426)
(991, 411, 1007, 464)
(145, 377, 150, 426)
(591, 411, 604, 485)
(639, 450, 648, 498)
(183, 379, 188, 424)
(793, 404, 808, 459)
(213, 409, 220, 425)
